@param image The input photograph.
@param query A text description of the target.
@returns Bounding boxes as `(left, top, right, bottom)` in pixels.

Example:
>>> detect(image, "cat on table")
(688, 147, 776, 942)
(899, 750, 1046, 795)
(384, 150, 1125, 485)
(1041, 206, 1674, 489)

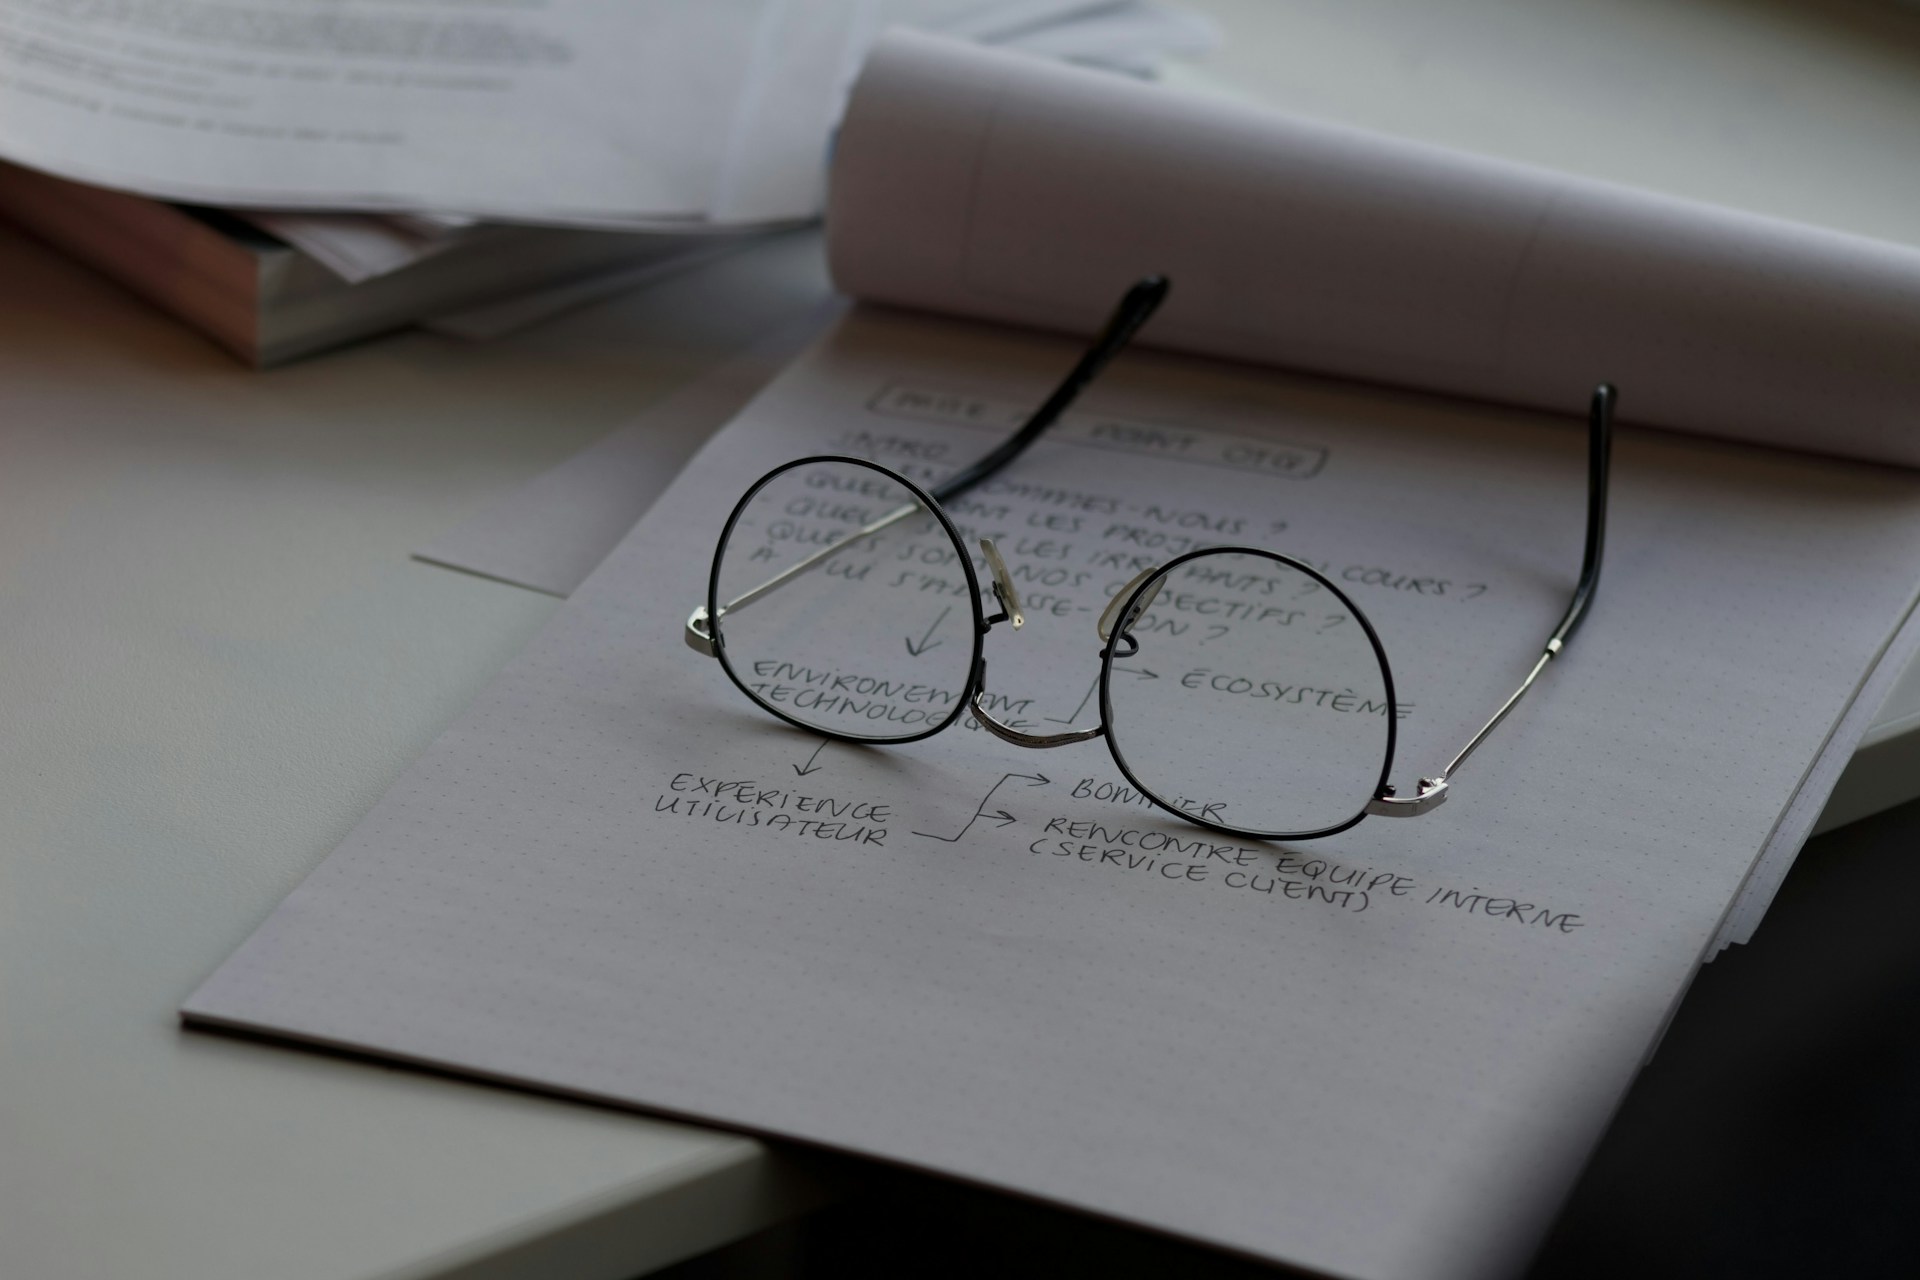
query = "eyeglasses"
(686, 278, 1614, 841)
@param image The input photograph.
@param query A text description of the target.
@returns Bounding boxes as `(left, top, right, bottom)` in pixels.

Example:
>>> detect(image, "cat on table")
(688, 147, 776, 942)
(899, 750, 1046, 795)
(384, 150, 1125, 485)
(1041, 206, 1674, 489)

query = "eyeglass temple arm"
(1540, 382, 1615, 653)
(1366, 383, 1615, 817)
(930, 275, 1170, 504)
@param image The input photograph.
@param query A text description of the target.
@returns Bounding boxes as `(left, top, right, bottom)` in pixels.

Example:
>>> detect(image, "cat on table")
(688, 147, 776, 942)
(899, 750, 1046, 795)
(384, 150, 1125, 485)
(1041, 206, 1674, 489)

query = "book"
(183, 33, 1920, 1280)
(0, 163, 726, 365)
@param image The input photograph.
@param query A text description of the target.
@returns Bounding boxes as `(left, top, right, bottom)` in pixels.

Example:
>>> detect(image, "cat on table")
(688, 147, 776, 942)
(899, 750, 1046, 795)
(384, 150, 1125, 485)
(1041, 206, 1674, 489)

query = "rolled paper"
(830, 31, 1920, 467)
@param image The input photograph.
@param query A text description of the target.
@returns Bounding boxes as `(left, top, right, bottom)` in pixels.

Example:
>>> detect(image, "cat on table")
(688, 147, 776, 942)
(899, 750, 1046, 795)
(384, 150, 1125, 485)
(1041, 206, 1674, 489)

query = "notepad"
(189, 299, 1920, 1279)
(187, 35, 1920, 1280)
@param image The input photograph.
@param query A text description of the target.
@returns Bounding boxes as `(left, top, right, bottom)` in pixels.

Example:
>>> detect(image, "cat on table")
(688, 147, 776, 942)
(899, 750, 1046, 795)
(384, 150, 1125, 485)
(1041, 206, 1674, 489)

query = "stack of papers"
(0, 1, 1216, 284)
(0, 3, 1213, 359)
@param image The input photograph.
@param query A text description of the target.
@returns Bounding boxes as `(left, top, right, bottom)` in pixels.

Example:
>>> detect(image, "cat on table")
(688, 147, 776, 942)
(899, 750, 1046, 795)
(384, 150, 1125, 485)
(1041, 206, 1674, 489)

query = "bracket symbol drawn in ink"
(912, 770, 1051, 842)
(905, 605, 951, 656)
(792, 736, 830, 777)
(1044, 666, 1157, 726)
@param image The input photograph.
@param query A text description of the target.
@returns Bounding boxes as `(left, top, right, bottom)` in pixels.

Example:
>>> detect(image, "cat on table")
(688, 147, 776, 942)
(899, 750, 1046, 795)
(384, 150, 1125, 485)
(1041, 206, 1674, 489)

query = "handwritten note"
(186, 307, 1920, 1280)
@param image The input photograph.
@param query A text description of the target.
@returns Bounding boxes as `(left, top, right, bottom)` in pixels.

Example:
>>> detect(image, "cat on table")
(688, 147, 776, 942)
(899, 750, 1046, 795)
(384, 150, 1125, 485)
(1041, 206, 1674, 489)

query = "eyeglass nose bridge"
(967, 546, 1171, 750)
(969, 538, 1102, 748)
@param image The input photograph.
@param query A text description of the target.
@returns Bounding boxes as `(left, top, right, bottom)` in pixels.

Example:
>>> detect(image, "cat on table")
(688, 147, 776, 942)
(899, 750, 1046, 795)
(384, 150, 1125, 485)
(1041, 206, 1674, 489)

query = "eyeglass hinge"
(685, 607, 717, 657)
(1365, 776, 1449, 817)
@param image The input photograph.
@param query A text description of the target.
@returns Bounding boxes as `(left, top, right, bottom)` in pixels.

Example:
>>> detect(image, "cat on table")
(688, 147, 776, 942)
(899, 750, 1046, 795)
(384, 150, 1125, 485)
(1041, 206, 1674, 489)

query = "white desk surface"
(5, 3, 1918, 1278)
(0, 231, 835, 1280)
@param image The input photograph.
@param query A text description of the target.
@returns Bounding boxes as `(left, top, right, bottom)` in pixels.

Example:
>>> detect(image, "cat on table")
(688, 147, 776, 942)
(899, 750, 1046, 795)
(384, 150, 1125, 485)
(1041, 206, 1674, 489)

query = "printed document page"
(188, 308, 1920, 1280)
(0, 0, 766, 220)
(0, 3, 1192, 223)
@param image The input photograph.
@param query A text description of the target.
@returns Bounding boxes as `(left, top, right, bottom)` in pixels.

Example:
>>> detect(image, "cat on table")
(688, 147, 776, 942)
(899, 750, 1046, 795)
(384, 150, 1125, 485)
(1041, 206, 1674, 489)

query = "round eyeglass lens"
(711, 458, 979, 743)
(1101, 549, 1394, 837)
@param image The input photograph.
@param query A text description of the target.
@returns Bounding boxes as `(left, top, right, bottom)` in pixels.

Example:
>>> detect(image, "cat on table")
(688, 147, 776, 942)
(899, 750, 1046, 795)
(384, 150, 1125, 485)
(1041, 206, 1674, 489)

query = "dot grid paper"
(188, 309, 1920, 1280)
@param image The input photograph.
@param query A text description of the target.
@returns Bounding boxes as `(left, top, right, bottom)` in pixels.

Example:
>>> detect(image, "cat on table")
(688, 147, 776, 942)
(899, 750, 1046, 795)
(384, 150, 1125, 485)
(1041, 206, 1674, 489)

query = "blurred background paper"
(0, 0, 1216, 222)
(0, 0, 1216, 362)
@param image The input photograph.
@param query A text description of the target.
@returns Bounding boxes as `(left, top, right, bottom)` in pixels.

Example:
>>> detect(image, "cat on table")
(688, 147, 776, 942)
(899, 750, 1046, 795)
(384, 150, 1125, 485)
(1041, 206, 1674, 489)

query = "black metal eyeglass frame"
(686, 276, 1616, 841)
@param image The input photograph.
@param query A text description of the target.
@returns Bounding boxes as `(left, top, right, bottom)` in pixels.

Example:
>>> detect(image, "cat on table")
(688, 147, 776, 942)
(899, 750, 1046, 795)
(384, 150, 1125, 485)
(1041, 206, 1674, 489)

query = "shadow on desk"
(668, 797, 1920, 1279)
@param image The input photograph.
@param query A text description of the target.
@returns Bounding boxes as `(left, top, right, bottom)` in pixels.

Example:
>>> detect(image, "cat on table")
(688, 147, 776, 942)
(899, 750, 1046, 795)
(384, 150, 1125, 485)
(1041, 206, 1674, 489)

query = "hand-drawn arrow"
(904, 605, 952, 657)
(913, 770, 1051, 842)
(792, 737, 829, 777)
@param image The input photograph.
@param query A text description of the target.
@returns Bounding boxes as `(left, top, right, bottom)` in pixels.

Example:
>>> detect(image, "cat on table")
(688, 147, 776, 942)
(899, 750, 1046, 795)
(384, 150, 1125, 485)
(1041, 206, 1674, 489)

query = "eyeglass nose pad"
(1097, 564, 1166, 643)
(979, 538, 1025, 629)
